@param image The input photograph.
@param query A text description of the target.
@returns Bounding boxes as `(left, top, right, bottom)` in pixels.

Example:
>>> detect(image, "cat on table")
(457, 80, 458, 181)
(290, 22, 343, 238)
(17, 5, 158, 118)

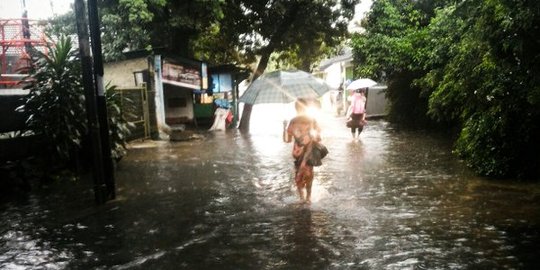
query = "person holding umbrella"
(346, 88, 367, 139)
(344, 78, 377, 139)
(283, 98, 322, 203)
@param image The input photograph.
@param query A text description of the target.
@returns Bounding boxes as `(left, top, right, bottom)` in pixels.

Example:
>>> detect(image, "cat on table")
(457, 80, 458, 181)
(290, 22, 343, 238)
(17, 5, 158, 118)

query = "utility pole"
(74, 0, 107, 204)
(21, 0, 31, 52)
(88, 0, 115, 200)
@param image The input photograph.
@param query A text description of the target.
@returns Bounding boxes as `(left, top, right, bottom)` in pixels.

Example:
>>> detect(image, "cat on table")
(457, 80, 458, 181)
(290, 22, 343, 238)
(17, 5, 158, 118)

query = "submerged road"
(1, 105, 540, 269)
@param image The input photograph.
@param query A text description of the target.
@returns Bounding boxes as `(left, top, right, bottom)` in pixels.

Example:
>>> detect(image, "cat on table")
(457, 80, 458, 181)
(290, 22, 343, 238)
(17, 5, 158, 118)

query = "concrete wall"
(104, 57, 159, 139)
(104, 58, 148, 88)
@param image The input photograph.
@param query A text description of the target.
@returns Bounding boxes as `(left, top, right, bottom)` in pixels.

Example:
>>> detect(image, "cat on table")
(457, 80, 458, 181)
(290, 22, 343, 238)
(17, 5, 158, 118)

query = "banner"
(162, 61, 201, 89)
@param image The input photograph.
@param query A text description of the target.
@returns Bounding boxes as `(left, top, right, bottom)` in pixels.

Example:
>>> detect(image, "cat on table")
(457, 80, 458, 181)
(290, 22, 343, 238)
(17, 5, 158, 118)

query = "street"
(1, 106, 539, 269)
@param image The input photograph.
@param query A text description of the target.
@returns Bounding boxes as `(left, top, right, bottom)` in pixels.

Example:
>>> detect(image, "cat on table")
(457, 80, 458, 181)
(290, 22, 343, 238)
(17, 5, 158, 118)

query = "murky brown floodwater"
(2, 105, 540, 269)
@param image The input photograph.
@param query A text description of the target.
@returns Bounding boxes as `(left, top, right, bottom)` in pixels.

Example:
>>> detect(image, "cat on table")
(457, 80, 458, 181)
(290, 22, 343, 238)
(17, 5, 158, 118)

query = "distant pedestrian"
(334, 83, 344, 116)
(346, 88, 367, 139)
(283, 98, 322, 202)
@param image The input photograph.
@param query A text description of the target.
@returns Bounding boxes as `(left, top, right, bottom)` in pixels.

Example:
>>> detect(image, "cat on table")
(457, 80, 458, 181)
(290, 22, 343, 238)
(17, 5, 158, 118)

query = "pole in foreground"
(74, 0, 107, 204)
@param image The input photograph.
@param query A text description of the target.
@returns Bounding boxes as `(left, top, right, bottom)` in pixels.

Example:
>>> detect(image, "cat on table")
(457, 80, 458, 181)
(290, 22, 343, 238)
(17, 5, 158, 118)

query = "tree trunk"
(238, 48, 272, 131)
(238, 3, 301, 131)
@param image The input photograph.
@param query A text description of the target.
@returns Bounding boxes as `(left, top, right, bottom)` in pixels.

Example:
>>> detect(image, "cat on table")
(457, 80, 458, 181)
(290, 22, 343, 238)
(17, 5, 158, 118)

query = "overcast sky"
(0, 0, 72, 20)
(1, 0, 372, 23)
(349, 0, 373, 33)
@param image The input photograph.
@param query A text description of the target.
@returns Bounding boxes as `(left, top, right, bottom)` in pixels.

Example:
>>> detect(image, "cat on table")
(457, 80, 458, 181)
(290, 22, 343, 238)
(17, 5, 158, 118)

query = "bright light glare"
(306, 105, 321, 119)
(0, 0, 72, 19)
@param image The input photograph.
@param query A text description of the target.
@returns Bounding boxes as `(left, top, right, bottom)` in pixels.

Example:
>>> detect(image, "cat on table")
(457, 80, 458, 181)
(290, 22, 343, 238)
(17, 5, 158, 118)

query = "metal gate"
(113, 84, 150, 140)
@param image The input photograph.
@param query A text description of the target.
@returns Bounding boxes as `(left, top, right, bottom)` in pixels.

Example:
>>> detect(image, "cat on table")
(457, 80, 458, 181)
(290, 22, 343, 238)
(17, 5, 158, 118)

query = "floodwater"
(1, 105, 540, 269)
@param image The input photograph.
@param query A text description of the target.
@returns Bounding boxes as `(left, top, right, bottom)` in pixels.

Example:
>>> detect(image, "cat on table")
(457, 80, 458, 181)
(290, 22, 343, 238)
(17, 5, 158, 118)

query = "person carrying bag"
(346, 88, 367, 139)
(283, 98, 328, 202)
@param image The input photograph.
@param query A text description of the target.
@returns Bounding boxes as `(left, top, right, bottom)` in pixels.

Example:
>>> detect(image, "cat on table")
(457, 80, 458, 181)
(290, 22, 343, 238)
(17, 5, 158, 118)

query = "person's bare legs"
(357, 125, 363, 138)
(295, 169, 306, 201)
(295, 165, 314, 202)
(296, 180, 305, 201)
(305, 178, 313, 203)
(296, 166, 313, 203)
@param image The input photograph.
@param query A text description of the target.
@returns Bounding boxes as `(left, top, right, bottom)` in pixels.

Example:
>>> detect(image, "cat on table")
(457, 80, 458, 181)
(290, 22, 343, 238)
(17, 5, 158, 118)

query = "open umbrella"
(239, 70, 331, 104)
(346, 78, 377, 90)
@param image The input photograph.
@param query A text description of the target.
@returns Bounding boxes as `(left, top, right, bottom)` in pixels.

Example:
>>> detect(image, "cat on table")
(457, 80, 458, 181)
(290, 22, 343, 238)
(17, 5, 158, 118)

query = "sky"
(0, 0, 373, 23)
(0, 0, 73, 20)
(349, 0, 373, 33)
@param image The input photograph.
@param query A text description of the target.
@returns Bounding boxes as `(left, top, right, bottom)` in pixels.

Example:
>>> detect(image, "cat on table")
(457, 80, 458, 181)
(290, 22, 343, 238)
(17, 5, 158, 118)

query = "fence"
(111, 84, 150, 141)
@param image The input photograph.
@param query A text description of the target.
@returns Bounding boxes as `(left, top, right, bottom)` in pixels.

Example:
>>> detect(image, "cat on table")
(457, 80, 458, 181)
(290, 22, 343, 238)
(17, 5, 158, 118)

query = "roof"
(318, 47, 353, 70)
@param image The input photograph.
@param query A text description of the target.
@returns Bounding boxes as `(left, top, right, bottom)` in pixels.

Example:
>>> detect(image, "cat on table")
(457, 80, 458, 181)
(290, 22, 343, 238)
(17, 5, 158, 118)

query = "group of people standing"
(282, 87, 368, 202)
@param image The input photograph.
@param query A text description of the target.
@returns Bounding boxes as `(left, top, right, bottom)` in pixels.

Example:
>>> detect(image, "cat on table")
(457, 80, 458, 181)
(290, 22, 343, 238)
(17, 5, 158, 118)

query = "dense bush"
(105, 83, 134, 161)
(19, 36, 132, 178)
(351, 0, 540, 179)
(20, 36, 87, 167)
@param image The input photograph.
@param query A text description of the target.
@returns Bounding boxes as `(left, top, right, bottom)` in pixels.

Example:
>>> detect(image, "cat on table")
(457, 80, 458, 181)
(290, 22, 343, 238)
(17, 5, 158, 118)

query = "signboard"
(162, 61, 201, 90)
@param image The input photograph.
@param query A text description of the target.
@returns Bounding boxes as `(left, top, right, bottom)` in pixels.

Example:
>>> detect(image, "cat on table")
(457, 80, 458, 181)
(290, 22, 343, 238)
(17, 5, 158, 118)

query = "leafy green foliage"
(19, 36, 87, 166)
(46, 10, 77, 38)
(435, 0, 540, 178)
(100, 0, 164, 61)
(105, 83, 135, 160)
(97, 0, 224, 61)
(18, 36, 135, 178)
(218, 0, 356, 73)
(352, 0, 540, 179)
(48, 0, 355, 73)
(350, 0, 444, 126)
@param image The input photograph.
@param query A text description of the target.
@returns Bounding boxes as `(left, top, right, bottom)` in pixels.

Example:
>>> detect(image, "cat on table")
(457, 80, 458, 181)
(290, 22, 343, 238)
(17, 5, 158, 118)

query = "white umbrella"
(346, 78, 377, 90)
(239, 70, 331, 105)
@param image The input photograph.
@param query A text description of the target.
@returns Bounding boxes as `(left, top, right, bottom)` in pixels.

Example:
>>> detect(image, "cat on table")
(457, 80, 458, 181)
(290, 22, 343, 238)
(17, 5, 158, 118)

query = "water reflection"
(1, 105, 539, 269)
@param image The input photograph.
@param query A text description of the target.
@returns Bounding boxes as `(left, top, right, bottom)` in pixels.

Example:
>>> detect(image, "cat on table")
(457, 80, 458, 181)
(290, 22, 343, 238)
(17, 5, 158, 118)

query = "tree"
(352, 0, 540, 179)
(97, 0, 225, 61)
(423, 0, 540, 178)
(48, 0, 356, 129)
(350, 0, 445, 126)
(232, 0, 357, 129)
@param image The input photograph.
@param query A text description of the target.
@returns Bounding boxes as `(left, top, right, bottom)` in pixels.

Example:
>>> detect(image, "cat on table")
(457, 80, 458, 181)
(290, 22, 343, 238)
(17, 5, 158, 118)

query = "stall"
(208, 65, 250, 128)
(159, 57, 210, 127)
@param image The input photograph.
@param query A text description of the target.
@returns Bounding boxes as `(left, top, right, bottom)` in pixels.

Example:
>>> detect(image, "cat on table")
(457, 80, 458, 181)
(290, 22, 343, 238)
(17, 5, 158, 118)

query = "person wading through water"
(346, 88, 367, 139)
(283, 98, 322, 202)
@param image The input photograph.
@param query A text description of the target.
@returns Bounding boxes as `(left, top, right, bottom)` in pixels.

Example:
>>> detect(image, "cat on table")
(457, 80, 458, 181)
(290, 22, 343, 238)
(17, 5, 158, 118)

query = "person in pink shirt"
(346, 88, 367, 139)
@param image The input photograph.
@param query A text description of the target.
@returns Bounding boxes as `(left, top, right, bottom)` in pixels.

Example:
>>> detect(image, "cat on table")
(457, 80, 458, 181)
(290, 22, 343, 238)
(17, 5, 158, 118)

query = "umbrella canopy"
(346, 78, 377, 90)
(239, 70, 331, 104)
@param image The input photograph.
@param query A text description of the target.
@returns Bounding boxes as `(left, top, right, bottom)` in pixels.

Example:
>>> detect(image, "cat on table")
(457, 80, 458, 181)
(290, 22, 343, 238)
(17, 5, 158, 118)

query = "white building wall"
(323, 63, 343, 89)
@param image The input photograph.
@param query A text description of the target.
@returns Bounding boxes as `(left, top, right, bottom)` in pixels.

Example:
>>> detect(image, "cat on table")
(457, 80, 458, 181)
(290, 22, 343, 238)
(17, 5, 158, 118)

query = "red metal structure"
(0, 14, 48, 89)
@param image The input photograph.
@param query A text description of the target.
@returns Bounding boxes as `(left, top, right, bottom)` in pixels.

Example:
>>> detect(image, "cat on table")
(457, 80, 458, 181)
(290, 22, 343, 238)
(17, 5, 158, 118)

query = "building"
(104, 51, 248, 140)
(317, 47, 388, 118)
